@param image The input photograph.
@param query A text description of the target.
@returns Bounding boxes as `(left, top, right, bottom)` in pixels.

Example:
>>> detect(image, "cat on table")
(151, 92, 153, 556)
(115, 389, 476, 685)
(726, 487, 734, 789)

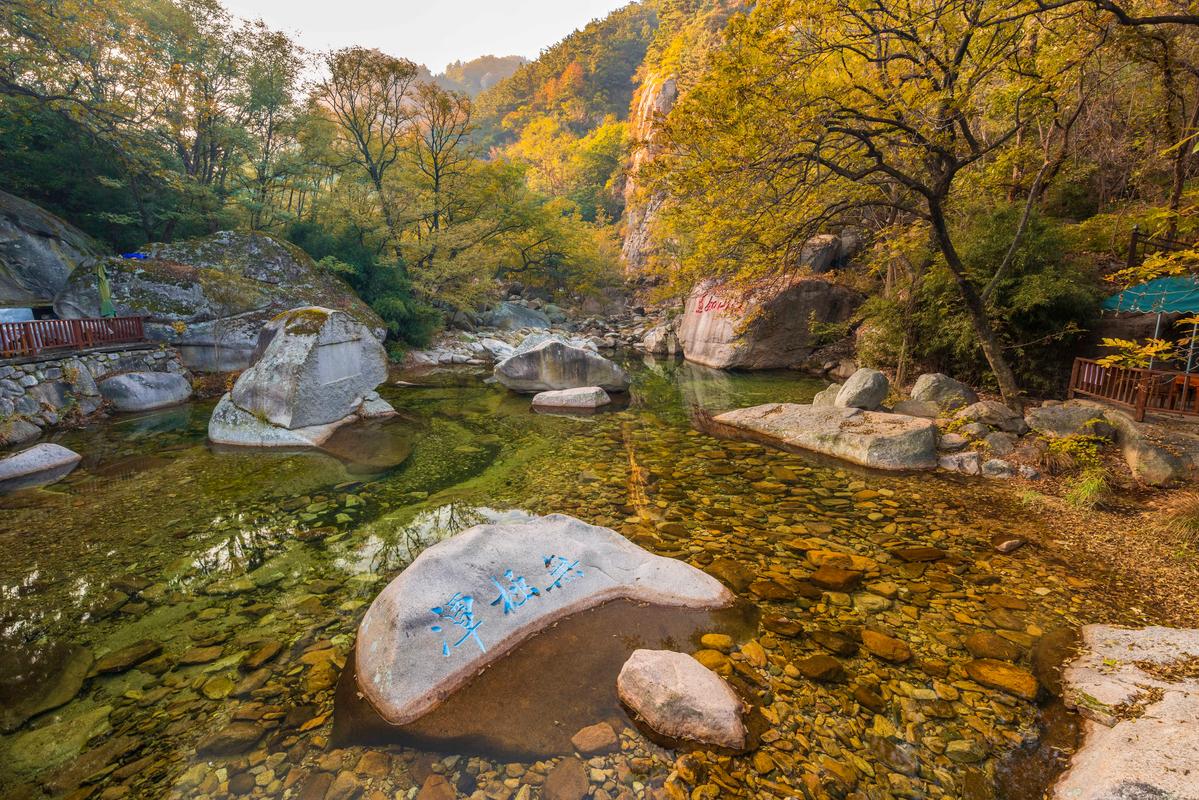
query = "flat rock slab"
(617, 649, 746, 749)
(354, 514, 733, 726)
(712, 404, 938, 471)
(99, 371, 192, 412)
(1055, 625, 1199, 800)
(0, 443, 81, 492)
(532, 387, 612, 409)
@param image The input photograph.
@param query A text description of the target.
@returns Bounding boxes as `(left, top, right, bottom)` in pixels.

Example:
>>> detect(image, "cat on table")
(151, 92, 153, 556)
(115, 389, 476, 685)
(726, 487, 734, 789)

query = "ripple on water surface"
(0, 356, 1124, 798)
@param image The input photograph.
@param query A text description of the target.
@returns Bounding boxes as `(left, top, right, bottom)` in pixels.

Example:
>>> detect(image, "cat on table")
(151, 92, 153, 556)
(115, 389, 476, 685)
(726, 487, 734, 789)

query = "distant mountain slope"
(437, 55, 528, 97)
(473, 3, 660, 148)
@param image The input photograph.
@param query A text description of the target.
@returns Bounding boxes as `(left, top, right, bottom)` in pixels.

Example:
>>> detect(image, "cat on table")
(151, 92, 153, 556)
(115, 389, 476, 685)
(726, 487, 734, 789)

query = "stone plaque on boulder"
(354, 514, 733, 726)
(676, 277, 862, 370)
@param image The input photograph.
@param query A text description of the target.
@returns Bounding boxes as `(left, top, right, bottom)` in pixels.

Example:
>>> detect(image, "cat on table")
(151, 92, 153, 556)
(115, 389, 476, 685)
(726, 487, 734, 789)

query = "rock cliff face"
(54, 231, 384, 371)
(620, 72, 678, 275)
(0, 191, 102, 307)
(677, 277, 863, 370)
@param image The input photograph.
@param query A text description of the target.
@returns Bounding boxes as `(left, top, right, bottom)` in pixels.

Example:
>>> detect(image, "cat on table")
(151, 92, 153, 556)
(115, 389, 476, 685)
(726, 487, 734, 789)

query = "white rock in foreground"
(712, 404, 938, 471)
(355, 514, 733, 725)
(0, 443, 81, 492)
(1055, 625, 1199, 800)
(532, 386, 611, 409)
(617, 649, 746, 749)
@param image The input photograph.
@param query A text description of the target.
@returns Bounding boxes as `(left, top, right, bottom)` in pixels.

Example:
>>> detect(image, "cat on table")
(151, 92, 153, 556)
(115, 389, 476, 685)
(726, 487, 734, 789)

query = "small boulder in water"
(99, 371, 192, 412)
(0, 443, 81, 492)
(494, 336, 630, 394)
(532, 386, 611, 410)
(616, 649, 747, 749)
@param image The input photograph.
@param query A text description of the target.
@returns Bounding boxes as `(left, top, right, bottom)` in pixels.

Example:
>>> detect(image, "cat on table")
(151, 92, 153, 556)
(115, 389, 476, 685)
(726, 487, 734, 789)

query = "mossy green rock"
(54, 231, 385, 371)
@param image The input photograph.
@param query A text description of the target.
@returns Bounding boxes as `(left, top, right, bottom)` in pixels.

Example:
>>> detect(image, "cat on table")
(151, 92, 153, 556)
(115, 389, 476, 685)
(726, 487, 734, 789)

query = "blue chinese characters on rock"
(429, 555, 586, 657)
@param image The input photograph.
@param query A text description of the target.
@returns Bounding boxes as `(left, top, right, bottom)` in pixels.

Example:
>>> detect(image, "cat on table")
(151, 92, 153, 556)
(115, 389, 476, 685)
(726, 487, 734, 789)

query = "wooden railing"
(0, 317, 146, 360)
(1068, 357, 1199, 421)
(1127, 226, 1193, 269)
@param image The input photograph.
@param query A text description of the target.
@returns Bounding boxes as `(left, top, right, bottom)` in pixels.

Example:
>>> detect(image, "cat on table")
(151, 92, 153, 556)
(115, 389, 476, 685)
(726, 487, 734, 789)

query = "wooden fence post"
(1128, 226, 1140, 270)
(1135, 373, 1149, 422)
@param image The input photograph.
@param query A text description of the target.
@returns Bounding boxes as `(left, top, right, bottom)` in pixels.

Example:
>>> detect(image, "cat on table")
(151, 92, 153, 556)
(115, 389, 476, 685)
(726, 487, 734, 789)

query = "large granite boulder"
(954, 400, 1030, 435)
(209, 307, 395, 447)
(99, 372, 192, 412)
(481, 301, 550, 331)
(835, 368, 889, 410)
(910, 373, 978, 413)
(494, 337, 630, 394)
(617, 649, 746, 749)
(0, 443, 82, 492)
(0, 191, 102, 307)
(1025, 402, 1116, 440)
(54, 231, 384, 371)
(710, 404, 938, 470)
(641, 324, 679, 356)
(1056, 625, 1199, 800)
(677, 277, 862, 370)
(353, 514, 733, 725)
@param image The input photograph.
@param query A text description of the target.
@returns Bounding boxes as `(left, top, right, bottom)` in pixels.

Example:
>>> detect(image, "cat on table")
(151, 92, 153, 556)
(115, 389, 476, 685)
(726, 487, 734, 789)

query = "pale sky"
(220, 0, 633, 73)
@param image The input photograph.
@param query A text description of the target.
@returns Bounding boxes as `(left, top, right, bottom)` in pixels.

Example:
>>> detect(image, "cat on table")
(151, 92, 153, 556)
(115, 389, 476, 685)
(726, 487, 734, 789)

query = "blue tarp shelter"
(1102, 275, 1199, 314)
(1103, 275, 1199, 370)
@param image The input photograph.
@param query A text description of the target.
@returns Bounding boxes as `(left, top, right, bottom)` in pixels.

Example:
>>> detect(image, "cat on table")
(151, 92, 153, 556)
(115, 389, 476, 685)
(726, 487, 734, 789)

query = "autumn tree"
(313, 47, 420, 257)
(648, 0, 1109, 406)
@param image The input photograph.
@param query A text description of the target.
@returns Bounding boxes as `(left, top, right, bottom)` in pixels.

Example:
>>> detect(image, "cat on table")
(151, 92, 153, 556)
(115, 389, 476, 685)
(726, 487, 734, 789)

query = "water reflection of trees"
(345, 504, 534, 580)
(187, 517, 282, 582)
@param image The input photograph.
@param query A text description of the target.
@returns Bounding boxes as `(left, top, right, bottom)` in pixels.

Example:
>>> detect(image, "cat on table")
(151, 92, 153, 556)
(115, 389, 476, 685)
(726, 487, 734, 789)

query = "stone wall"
(0, 345, 189, 429)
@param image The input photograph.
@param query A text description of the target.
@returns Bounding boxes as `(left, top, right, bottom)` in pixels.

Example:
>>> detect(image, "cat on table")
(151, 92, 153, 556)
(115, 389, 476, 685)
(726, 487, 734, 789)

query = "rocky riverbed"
(0, 357, 1171, 800)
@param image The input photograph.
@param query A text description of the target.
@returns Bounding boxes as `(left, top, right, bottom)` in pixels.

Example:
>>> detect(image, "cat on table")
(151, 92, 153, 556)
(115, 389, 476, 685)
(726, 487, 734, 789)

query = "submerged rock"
(209, 307, 395, 447)
(711, 404, 938, 471)
(616, 649, 746, 749)
(98, 371, 192, 412)
(353, 514, 732, 726)
(0, 443, 82, 492)
(0, 641, 93, 733)
(494, 337, 630, 394)
(54, 231, 384, 371)
(1056, 625, 1199, 800)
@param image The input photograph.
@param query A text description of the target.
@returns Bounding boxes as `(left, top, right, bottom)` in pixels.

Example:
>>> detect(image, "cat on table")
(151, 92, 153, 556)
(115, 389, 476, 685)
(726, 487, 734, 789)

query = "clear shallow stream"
(0, 356, 1138, 799)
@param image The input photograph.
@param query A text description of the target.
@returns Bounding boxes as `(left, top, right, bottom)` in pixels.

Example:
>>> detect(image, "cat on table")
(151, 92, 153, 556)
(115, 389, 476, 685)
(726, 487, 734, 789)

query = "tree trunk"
(1168, 91, 1199, 239)
(928, 202, 1024, 408)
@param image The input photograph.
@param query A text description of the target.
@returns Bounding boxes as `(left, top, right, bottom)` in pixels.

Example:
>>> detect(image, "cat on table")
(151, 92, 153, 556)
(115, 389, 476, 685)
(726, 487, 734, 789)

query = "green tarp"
(1103, 275, 1199, 314)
